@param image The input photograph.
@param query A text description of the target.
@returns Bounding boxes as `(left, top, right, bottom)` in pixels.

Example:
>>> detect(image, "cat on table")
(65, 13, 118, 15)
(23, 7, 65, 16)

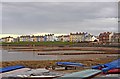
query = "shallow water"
(0, 50, 118, 61)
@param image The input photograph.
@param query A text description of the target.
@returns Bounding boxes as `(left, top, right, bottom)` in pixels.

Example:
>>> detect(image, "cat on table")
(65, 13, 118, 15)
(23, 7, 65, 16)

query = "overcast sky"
(2, 2, 118, 36)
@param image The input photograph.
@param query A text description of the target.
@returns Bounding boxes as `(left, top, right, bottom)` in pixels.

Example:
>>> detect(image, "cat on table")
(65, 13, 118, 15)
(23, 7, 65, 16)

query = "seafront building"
(70, 32, 86, 42)
(0, 32, 120, 43)
(69, 32, 98, 42)
(111, 33, 120, 43)
(84, 34, 98, 42)
(19, 35, 31, 42)
(99, 32, 113, 43)
(30, 35, 37, 42)
(30, 35, 44, 42)
(0, 36, 14, 42)
(57, 35, 70, 42)
(62, 35, 70, 42)
(45, 34, 54, 42)
(57, 36, 63, 42)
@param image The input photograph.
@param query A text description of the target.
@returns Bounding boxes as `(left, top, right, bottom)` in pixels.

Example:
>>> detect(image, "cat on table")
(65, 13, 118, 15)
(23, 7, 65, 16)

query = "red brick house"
(99, 32, 113, 43)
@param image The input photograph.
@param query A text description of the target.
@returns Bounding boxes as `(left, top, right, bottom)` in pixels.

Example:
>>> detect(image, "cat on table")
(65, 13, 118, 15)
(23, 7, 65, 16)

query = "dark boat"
(107, 68, 120, 74)
(92, 59, 120, 73)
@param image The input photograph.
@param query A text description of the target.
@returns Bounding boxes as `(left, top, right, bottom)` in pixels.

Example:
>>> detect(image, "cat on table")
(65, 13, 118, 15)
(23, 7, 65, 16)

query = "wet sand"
(1, 54, 119, 68)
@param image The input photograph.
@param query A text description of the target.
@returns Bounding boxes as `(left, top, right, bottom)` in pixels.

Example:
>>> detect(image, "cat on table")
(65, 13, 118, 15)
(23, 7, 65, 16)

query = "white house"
(62, 35, 70, 42)
(53, 36, 59, 41)
(46, 34, 54, 42)
(1, 36, 14, 42)
(19, 35, 31, 42)
(111, 33, 120, 43)
(85, 34, 98, 42)
(70, 32, 86, 42)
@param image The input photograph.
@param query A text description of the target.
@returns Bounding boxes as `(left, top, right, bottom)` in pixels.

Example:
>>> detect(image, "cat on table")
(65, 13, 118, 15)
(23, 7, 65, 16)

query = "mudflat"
(1, 46, 119, 71)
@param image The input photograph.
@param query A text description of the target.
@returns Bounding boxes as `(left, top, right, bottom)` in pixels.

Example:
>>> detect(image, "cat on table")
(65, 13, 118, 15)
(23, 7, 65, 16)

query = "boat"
(92, 59, 120, 73)
(3, 68, 63, 79)
(0, 65, 25, 73)
(56, 69, 101, 79)
(16, 75, 60, 79)
(46, 62, 84, 70)
(107, 68, 120, 74)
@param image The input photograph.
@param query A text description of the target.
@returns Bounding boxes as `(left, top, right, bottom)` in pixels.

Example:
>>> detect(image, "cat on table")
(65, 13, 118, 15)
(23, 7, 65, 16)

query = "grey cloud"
(2, 2, 118, 35)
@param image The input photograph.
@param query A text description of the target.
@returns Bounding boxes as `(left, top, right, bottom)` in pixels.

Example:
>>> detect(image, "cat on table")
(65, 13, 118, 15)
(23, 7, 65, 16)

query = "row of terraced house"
(1, 32, 120, 43)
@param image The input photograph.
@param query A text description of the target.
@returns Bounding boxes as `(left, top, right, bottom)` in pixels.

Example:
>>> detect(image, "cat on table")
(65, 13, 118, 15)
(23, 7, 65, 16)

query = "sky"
(1, 1, 118, 37)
